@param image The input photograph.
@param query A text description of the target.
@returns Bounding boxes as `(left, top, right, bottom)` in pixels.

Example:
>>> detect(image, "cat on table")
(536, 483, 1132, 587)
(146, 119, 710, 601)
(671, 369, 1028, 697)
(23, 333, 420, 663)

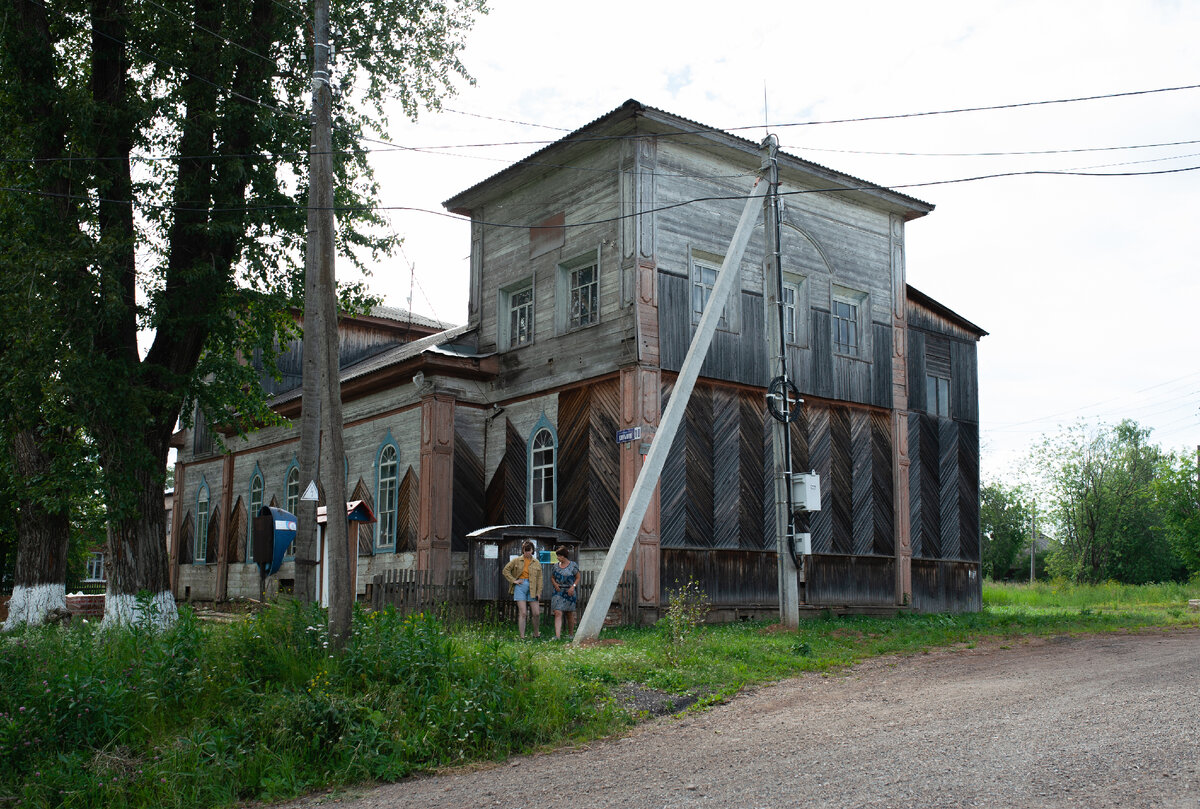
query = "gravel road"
(276, 629, 1200, 809)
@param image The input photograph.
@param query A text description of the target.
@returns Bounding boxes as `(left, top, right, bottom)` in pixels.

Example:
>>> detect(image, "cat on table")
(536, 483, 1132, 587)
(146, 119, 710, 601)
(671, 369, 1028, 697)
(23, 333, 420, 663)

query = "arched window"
(529, 425, 556, 527)
(376, 442, 398, 549)
(195, 479, 210, 564)
(247, 468, 264, 563)
(285, 463, 299, 557)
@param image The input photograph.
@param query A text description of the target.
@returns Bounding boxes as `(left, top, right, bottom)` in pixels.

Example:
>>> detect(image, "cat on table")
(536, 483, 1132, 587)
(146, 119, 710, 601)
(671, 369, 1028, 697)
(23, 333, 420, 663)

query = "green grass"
(2, 583, 1198, 809)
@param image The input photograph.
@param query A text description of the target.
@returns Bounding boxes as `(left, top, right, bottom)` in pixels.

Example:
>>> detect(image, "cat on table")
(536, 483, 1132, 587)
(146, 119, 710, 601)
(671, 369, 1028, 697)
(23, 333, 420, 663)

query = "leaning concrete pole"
(574, 168, 770, 643)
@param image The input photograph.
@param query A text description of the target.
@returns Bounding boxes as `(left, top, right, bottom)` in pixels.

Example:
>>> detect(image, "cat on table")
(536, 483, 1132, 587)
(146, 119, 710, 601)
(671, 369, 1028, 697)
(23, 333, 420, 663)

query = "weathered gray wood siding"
(471, 144, 633, 400)
(651, 138, 897, 409)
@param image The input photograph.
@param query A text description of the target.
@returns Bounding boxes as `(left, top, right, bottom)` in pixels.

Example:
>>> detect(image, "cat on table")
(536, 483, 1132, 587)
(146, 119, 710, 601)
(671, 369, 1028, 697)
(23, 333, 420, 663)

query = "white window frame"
(831, 284, 869, 358)
(779, 271, 808, 347)
(556, 249, 601, 333)
(247, 470, 264, 563)
(285, 463, 299, 557)
(690, 249, 738, 332)
(376, 442, 399, 549)
(85, 551, 105, 582)
(499, 277, 535, 350)
(528, 425, 556, 527)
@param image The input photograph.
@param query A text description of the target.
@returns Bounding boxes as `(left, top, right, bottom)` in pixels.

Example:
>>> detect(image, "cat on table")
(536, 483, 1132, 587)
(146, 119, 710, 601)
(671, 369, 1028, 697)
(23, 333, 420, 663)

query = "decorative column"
(417, 391, 455, 582)
(620, 360, 660, 613)
(890, 215, 913, 605)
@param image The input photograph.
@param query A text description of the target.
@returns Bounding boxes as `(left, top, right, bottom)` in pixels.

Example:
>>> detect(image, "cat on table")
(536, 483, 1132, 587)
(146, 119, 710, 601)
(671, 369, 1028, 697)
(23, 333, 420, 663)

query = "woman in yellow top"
(502, 541, 542, 638)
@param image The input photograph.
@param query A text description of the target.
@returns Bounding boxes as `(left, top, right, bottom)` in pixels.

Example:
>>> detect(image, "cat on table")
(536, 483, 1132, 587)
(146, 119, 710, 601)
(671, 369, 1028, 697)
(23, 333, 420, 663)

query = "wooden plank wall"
(558, 381, 621, 548)
(908, 412, 981, 564)
(452, 434, 484, 553)
(485, 420, 527, 527)
(910, 559, 982, 612)
(805, 554, 896, 606)
(661, 548, 778, 606)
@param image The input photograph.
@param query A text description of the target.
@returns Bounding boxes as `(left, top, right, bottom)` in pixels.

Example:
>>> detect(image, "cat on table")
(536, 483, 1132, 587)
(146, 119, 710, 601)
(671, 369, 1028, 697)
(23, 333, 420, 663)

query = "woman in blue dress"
(550, 545, 580, 640)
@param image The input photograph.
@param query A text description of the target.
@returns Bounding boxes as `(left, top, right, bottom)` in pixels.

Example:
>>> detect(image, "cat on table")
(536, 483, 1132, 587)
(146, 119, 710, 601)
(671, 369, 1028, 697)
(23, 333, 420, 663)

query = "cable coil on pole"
(766, 375, 802, 424)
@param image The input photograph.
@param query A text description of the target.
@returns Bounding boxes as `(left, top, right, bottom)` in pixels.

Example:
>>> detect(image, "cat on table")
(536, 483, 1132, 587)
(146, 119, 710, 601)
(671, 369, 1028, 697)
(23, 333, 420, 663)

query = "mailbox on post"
(252, 506, 298, 578)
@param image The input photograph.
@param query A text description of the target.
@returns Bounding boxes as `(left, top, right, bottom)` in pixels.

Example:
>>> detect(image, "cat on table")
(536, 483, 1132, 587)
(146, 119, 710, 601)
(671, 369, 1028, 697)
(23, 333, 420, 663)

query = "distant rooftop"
(367, 305, 455, 331)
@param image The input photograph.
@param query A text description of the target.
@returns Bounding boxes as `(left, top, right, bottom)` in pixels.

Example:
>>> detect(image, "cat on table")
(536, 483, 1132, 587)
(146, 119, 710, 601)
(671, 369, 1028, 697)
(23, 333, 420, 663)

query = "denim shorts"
(513, 579, 536, 602)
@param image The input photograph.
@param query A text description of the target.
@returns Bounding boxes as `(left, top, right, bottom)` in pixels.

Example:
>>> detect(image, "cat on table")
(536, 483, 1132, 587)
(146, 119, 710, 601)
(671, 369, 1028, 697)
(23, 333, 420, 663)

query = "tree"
(980, 481, 1032, 580)
(0, 0, 485, 627)
(1156, 450, 1200, 578)
(1033, 420, 1184, 584)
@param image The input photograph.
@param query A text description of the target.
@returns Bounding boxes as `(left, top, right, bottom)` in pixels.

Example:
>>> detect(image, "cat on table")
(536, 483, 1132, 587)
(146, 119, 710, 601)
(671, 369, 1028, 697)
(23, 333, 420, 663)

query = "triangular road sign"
(301, 480, 320, 501)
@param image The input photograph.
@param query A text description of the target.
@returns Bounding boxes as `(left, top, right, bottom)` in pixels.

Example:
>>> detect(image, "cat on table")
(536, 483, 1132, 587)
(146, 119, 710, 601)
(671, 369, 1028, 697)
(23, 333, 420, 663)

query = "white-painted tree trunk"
(101, 590, 179, 630)
(2, 583, 68, 630)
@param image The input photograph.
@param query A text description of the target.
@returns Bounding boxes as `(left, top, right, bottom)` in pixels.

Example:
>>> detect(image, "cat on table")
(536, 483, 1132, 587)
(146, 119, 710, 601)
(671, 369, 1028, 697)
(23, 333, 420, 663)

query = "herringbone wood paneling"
(228, 498, 246, 564)
(558, 387, 590, 540)
(830, 406, 853, 554)
(850, 409, 873, 555)
(350, 478, 374, 555)
(588, 380, 621, 548)
(397, 466, 418, 553)
(660, 379, 687, 549)
(452, 436, 484, 553)
(685, 384, 714, 547)
(808, 405, 832, 553)
(713, 386, 740, 549)
(871, 411, 894, 556)
(938, 418, 961, 561)
(958, 421, 980, 562)
(741, 391, 768, 550)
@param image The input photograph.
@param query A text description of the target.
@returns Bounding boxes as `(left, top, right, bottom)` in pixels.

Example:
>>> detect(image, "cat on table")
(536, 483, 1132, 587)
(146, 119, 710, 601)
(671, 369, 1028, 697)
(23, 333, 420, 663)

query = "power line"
(790, 137, 1200, 159)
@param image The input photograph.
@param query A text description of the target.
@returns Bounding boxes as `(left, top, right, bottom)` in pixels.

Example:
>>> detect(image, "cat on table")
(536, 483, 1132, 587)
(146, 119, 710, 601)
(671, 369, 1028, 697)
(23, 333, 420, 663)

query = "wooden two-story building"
(171, 100, 985, 617)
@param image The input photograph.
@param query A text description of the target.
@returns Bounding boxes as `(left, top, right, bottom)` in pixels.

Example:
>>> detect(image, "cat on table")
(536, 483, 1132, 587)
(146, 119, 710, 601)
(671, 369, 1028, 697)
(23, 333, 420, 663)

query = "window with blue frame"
(284, 462, 299, 557)
(247, 467, 264, 562)
(195, 479, 210, 564)
(376, 442, 399, 549)
(528, 419, 557, 527)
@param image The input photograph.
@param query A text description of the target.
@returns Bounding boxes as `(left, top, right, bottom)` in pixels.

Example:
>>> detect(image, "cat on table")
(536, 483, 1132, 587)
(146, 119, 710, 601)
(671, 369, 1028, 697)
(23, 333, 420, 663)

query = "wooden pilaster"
(620, 362, 660, 611)
(417, 391, 455, 583)
(890, 215, 913, 604)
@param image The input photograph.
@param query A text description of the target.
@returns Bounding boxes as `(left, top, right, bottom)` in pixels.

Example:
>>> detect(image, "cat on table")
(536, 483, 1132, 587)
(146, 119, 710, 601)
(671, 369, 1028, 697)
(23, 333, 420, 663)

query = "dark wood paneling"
(206, 505, 220, 564)
(712, 386, 740, 549)
(484, 420, 527, 527)
(806, 554, 895, 606)
(810, 309, 833, 399)
(350, 478, 374, 555)
(871, 322, 893, 410)
(830, 405, 853, 554)
(228, 498, 246, 564)
(558, 387, 589, 541)
(938, 418, 961, 561)
(179, 512, 194, 565)
(657, 277, 767, 388)
(397, 467, 418, 553)
(850, 409, 873, 556)
(452, 435, 484, 553)
(871, 411, 894, 556)
(958, 421, 980, 563)
(808, 405, 832, 553)
(660, 378, 687, 549)
(740, 390, 768, 550)
(661, 548, 778, 607)
(589, 379, 622, 548)
(685, 385, 714, 548)
(907, 329, 927, 414)
(911, 559, 981, 613)
(952, 340, 979, 424)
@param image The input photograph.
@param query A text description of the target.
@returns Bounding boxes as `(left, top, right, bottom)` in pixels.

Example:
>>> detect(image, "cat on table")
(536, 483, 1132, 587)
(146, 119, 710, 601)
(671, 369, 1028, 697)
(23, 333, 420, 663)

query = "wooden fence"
(368, 568, 640, 626)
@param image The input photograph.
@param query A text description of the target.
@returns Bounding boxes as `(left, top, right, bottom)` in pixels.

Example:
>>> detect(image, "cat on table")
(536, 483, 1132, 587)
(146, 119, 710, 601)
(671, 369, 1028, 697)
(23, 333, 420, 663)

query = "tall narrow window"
(285, 465, 299, 557)
(377, 444, 398, 548)
(568, 262, 598, 328)
(781, 283, 797, 343)
(530, 428, 555, 527)
(832, 299, 859, 354)
(500, 279, 535, 350)
(196, 482, 210, 564)
(926, 375, 951, 419)
(690, 253, 736, 330)
(247, 471, 263, 562)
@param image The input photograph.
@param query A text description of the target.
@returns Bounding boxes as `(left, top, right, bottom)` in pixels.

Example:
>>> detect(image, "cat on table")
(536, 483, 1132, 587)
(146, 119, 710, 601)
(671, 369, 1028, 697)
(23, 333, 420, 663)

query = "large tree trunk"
(100, 434, 178, 628)
(3, 430, 71, 630)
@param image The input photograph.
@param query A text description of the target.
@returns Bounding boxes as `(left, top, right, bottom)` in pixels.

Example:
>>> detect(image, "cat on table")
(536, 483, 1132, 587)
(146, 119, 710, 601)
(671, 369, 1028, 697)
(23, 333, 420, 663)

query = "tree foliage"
(0, 0, 486, 624)
(1032, 420, 1187, 584)
(979, 480, 1032, 580)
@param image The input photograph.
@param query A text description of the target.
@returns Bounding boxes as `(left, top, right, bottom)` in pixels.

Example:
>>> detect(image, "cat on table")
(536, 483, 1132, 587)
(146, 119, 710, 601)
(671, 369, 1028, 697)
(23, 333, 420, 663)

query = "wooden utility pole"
(574, 164, 770, 644)
(304, 0, 351, 644)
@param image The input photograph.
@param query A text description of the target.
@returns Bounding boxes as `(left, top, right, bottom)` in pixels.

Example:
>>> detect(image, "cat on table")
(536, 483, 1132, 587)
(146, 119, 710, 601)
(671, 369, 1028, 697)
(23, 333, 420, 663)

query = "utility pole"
(1030, 501, 1036, 585)
(303, 0, 351, 644)
(763, 135, 800, 629)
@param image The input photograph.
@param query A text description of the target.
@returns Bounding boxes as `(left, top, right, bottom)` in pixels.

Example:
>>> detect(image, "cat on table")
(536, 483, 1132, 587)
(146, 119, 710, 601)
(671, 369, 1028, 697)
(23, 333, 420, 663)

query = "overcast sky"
(351, 0, 1200, 483)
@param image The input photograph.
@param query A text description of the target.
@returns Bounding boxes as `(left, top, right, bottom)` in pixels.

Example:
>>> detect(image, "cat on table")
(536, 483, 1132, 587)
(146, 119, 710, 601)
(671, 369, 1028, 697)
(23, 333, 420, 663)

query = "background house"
(172, 100, 985, 617)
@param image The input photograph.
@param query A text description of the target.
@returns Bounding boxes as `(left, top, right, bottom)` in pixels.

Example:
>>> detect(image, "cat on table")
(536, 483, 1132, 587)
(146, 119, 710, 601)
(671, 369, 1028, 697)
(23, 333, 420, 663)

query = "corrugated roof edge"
(442, 99, 933, 216)
(367, 304, 452, 331)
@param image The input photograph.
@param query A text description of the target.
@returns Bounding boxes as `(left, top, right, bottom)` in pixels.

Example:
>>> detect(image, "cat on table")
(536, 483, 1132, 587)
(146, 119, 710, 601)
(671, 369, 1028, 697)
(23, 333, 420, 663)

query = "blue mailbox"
(253, 506, 298, 577)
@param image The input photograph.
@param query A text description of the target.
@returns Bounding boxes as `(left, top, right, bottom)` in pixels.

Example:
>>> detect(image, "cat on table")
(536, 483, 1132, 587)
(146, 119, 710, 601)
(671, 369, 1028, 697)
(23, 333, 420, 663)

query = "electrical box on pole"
(790, 472, 821, 513)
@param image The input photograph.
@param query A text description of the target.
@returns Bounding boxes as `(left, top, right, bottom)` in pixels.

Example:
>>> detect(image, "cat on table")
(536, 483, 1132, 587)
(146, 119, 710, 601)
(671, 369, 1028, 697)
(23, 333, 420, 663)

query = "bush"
(659, 578, 710, 666)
